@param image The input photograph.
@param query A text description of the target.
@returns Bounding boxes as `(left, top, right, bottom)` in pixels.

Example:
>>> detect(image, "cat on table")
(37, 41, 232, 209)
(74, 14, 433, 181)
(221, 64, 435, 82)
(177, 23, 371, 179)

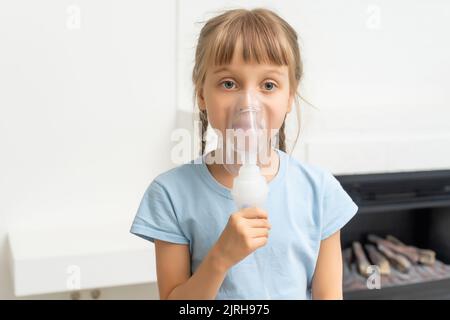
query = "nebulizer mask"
(222, 90, 272, 208)
(221, 90, 274, 299)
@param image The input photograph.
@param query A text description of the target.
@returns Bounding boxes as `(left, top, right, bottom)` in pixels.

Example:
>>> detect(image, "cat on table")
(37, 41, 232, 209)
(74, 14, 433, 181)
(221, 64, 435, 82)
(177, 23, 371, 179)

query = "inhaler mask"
(223, 90, 272, 177)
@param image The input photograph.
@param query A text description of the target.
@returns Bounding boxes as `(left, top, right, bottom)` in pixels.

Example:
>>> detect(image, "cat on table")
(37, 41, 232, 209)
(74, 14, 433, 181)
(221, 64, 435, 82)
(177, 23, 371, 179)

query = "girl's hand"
(213, 207, 271, 270)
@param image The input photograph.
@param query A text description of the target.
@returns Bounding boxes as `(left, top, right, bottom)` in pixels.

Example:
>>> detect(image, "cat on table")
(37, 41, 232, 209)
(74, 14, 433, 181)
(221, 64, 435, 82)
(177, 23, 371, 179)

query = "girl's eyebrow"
(213, 66, 286, 77)
(264, 69, 285, 77)
(213, 67, 232, 74)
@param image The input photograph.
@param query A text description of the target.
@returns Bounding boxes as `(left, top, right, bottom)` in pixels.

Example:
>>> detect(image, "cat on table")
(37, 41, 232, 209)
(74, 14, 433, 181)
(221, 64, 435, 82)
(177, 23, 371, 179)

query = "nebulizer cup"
(223, 90, 272, 299)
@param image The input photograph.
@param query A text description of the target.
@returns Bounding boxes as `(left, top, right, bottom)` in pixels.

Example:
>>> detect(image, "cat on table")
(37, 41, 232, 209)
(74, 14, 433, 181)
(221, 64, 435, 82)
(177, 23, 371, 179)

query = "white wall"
(178, 0, 450, 173)
(0, 0, 175, 299)
(1, 0, 449, 299)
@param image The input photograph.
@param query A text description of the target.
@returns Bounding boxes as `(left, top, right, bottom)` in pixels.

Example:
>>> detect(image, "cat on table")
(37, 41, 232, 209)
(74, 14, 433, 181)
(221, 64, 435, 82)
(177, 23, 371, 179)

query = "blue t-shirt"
(130, 149, 358, 299)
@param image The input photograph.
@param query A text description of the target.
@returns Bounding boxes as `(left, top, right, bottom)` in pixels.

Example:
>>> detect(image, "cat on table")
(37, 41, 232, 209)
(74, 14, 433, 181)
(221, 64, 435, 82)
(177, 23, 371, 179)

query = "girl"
(130, 8, 358, 300)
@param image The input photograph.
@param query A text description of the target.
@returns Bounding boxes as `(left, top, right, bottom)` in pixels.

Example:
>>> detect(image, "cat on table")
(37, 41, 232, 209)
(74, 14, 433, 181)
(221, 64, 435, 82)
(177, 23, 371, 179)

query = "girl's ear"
(197, 89, 206, 111)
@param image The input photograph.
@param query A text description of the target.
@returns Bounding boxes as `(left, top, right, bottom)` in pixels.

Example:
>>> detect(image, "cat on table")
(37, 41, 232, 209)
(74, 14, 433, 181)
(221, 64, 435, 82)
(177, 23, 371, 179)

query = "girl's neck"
(205, 148, 280, 189)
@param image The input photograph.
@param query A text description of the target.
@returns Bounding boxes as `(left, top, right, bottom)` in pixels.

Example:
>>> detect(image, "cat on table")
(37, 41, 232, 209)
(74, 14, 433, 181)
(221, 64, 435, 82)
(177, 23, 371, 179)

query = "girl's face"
(198, 44, 294, 145)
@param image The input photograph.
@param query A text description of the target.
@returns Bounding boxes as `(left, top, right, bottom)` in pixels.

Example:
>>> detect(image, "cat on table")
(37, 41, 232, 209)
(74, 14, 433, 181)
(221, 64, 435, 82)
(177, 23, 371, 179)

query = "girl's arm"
(155, 208, 270, 299)
(155, 240, 228, 299)
(311, 230, 344, 300)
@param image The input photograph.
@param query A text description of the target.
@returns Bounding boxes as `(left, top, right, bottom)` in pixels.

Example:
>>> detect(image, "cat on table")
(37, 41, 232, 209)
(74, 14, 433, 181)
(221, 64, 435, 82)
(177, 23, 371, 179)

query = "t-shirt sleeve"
(130, 180, 189, 245)
(320, 170, 359, 240)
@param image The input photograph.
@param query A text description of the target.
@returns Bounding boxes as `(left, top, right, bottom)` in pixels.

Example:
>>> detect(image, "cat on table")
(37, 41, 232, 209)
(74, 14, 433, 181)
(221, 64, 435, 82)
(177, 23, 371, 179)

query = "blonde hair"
(192, 8, 303, 154)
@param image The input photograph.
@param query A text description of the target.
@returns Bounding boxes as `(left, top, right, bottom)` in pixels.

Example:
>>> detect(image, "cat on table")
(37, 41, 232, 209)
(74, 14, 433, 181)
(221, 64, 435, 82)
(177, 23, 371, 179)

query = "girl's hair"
(192, 8, 303, 154)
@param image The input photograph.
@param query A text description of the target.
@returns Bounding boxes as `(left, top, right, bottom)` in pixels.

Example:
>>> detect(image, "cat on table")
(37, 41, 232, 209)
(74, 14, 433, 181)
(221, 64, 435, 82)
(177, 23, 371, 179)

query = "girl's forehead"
(208, 39, 288, 76)
(231, 42, 285, 68)
(210, 61, 288, 78)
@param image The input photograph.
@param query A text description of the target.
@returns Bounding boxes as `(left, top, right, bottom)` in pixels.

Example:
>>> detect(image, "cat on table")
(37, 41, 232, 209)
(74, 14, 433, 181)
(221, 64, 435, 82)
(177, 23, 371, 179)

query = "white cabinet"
(8, 223, 156, 297)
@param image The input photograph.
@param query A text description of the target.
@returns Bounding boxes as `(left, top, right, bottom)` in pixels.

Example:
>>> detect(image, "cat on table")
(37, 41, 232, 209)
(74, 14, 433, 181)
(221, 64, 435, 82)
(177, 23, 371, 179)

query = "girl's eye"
(263, 81, 276, 91)
(221, 80, 236, 90)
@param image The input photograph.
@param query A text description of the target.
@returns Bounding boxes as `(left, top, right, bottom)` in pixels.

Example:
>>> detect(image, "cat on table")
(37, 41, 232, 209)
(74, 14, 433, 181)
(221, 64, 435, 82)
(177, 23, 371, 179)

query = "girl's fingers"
(248, 219, 271, 229)
(249, 227, 270, 238)
(239, 207, 268, 219)
(251, 236, 268, 249)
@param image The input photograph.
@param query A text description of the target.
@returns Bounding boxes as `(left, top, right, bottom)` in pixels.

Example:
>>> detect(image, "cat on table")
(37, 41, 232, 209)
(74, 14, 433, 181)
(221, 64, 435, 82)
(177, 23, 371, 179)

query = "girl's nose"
(237, 91, 258, 110)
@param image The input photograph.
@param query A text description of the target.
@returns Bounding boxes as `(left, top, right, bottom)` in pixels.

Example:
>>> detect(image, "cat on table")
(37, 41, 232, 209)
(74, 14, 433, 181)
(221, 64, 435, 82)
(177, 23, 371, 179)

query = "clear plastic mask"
(222, 90, 273, 176)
